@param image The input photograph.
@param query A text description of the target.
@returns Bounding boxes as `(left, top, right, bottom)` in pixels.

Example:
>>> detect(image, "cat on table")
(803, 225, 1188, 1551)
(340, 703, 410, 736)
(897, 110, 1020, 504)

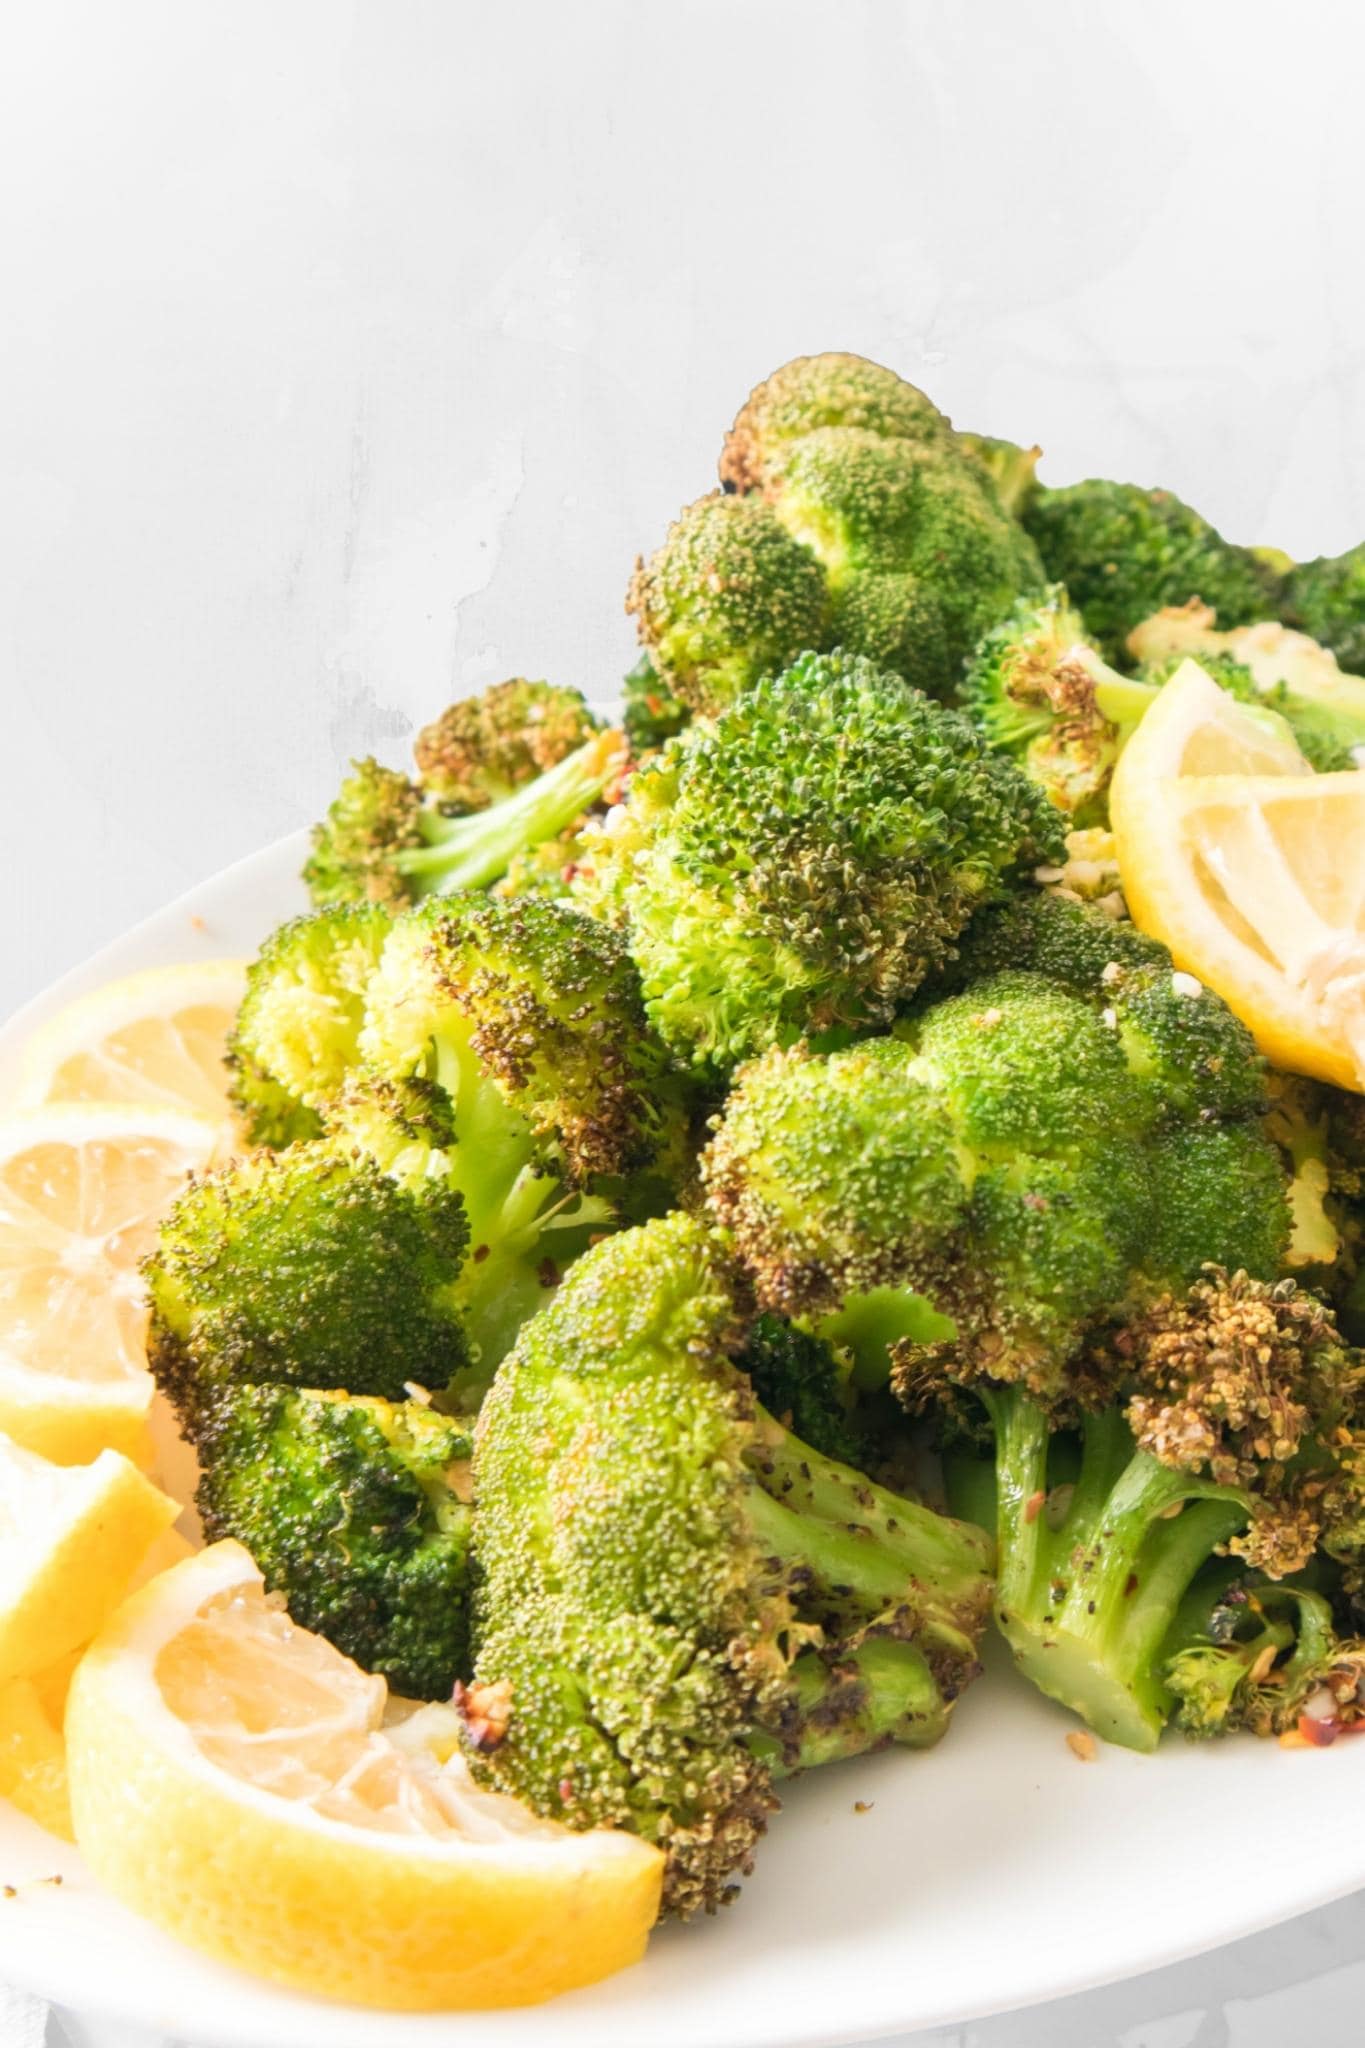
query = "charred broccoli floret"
(466, 1214, 994, 1916)
(578, 651, 1063, 1072)
(628, 352, 1044, 714)
(1280, 541, 1365, 677)
(226, 905, 391, 1147)
(357, 895, 687, 1374)
(412, 678, 602, 812)
(1163, 1573, 1365, 1743)
(144, 1106, 472, 1423)
(304, 729, 627, 911)
(1020, 477, 1277, 665)
(195, 1384, 472, 1700)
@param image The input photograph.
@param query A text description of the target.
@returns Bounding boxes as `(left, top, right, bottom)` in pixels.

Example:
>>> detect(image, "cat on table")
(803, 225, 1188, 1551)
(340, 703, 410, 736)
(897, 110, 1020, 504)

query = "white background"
(2, 2, 1365, 2042)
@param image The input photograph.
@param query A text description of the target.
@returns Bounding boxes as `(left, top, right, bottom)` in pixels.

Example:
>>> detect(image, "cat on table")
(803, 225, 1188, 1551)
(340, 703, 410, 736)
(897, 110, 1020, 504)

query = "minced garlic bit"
(1066, 1730, 1098, 1762)
(1037, 827, 1129, 916)
(1171, 970, 1204, 998)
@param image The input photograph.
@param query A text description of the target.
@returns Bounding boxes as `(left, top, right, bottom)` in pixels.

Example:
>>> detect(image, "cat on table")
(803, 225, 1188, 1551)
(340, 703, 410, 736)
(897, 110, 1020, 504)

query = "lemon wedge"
(12, 962, 248, 1127)
(66, 1543, 663, 2010)
(0, 1104, 224, 1465)
(1111, 660, 1365, 1091)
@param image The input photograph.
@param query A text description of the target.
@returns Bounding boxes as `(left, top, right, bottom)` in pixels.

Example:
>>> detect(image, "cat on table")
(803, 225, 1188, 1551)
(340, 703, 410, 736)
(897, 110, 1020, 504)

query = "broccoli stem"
(396, 732, 619, 896)
(746, 1408, 994, 1675)
(750, 1637, 951, 1776)
(981, 1388, 1249, 1750)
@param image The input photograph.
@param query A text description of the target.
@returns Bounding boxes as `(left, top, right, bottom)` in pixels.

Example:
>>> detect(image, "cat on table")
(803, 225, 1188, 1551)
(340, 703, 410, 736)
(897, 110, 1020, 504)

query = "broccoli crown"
(467, 1214, 993, 1915)
(620, 653, 691, 755)
(412, 678, 602, 812)
(303, 758, 426, 912)
(226, 905, 391, 1147)
(359, 894, 678, 1190)
(701, 1039, 970, 1318)
(720, 351, 954, 491)
(579, 652, 1064, 1072)
(706, 957, 1286, 1402)
(1283, 541, 1365, 676)
(735, 1313, 866, 1468)
(630, 352, 1044, 711)
(195, 1383, 473, 1700)
(304, 730, 628, 913)
(144, 1137, 470, 1423)
(626, 495, 829, 718)
(1021, 478, 1276, 664)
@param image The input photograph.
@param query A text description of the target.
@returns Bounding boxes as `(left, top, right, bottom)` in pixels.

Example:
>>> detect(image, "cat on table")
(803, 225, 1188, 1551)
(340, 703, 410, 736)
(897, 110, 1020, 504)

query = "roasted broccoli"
(960, 433, 1042, 518)
(412, 678, 602, 811)
(1162, 1572, 1365, 1742)
(195, 1384, 473, 1699)
(1279, 541, 1365, 677)
(226, 905, 391, 1147)
(357, 894, 687, 1374)
(144, 1100, 472, 1422)
(735, 1312, 867, 1468)
(925, 1274, 1365, 1750)
(628, 352, 1044, 714)
(465, 1214, 994, 1916)
(621, 653, 691, 755)
(578, 650, 1064, 1072)
(1020, 476, 1277, 665)
(304, 728, 627, 911)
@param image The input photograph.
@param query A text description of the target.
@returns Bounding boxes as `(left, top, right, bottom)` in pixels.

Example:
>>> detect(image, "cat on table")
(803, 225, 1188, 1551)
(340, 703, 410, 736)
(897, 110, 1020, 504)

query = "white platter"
(1, 833, 1363, 2048)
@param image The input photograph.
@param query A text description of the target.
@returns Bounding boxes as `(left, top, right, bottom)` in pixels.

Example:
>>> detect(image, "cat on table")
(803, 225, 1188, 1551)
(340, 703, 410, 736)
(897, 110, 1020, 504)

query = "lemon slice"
(12, 962, 248, 1124)
(1112, 661, 1365, 1090)
(0, 1104, 224, 1466)
(0, 1434, 177, 1686)
(66, 1543, 662, 2010)
(0, 1672, 72, 1839)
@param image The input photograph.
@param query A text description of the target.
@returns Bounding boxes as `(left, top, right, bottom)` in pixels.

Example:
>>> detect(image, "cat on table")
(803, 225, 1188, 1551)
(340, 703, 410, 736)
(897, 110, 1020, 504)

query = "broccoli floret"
(958, 588, 1163, 823)
(195, 1384, 472, 1699)
(1020, 478, 1277, 665)
(959, 433, 1042, 518)
(626, 496, 829, 719)
(925, 1273, 1365, 1750)
(1128, 602, 1365, 772)
(357, 896, 687, 1376)
(578, 651, 1064, 1073)
(1163, 1573, 1365, 1742)
(703, 960, 1281, 1380)
(226, 905, 391, 1147)
(735, 1313, 867, 1468)
(305, 730, 627, 911)
(629, 353, 1044, 712)
(621, 653, 691, 755)
(465, 1214, 993, 1916)
(144, 1118, 472, 1424)
(1281, 541, 1365, 677)
(412, 678, 602, 812)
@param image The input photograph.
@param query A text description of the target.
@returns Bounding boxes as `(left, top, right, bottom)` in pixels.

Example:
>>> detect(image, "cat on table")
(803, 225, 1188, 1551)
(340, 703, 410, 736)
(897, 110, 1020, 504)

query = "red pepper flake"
(452, 1677, 514, 1752)
(1298, 1713, 1341, 1748)
(1023, 1490, 1047, 1525)
(559, 1778, 575, 1805)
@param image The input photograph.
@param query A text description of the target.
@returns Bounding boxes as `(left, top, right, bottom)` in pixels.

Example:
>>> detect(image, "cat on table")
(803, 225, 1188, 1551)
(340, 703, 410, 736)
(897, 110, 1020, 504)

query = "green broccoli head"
(629, 353, 1044, 711)
(195, 1383, 473, 1700)
(226, 905, 391, 1147)
(959, 433, 1043, 518)
(578, 652, 1065, 1073)
(302, 758, 427, 912)
(1021, 478, 1277, 665)
(305, 729, 628, 912)
(1282, 541, 1365, 676)
(701, 1038, 970, 1319)
(734, 1313, 867, 1468)
(467, 1213, 993, 1915)
(1163, 1575, 1365, 1742)
(412, 678, 602, 812)
(626, 495, 828, 719)
(143, 1133, 471, 1424)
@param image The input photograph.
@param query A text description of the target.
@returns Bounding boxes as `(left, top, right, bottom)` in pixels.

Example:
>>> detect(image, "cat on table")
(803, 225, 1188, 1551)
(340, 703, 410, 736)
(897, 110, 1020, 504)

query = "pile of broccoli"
(147, 350, 1365, 1925)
